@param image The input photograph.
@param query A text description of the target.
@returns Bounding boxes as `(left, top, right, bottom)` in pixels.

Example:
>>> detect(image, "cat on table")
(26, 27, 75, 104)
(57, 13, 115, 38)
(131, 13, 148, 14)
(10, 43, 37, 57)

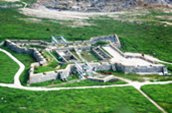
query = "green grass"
(99, 71, 172, 82)
(81, 50, 99, 62)
(51, 51, 64, 62)
(107, 71, 147, 82)
(34, 51, 66, 73)
(34, 61, 59, 73)
(0, 87, 161, 113)
(0, 0, 37, 8)
(59, 79, 126, 87)
(0, 8, 172, 85)
(34, 51, 59, 73)
(166, 64, 172, 72)
(0, 46, 35, 85)
(21, 0, 37, 5)
(0, 1, 22, 6)
(0, 7, 171, 113)
(0, 51, 19, 83)
(142, 84, 172, 113)
(93, 41, 109, 46)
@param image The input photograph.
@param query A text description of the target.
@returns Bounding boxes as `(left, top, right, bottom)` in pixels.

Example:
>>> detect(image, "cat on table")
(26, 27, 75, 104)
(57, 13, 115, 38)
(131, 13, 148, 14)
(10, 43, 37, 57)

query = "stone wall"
(115, 63, 166, 75)
(109, 43, 168, 75)
(10, 39, 50, 46)
(29, 61, 116, 84)
(92, 47, 111, 60)
(89, 34, 121, 48)
(28, 58, 167, 84)
(60, 64, 75, 80)
(4, 40, 78, 84)
(29, 71, 59, 84)
(54, 34, 121, 49)
(89, 62, 116, 71)
(4, 35, 168, 84)
(29, 64, 75, 84)
(5, 40, 33, 54)
(5, 40, 47, 64)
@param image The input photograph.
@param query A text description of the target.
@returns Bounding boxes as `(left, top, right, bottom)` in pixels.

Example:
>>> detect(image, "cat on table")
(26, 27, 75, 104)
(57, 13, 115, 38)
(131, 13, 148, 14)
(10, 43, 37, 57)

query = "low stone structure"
(92, 47, 111, 60)
(52, 34, 121, 49)
(56, 50, 78, 63)
(103, 44, 168, 75)
(90, 34, 121, 48)
(88, 75, 117, 83)
(29, 64, 75, 84)
(3, 33, 169, 84)
(115, 63, 166, 75)
(29, 62, 116, 84)
(9, 39, 50, 49)
(5, 40, 47, 65)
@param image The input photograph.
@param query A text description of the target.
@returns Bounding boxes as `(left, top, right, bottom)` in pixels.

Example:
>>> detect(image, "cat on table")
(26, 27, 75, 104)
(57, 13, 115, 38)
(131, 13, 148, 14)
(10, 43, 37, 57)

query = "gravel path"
(0, 48, 25, 86)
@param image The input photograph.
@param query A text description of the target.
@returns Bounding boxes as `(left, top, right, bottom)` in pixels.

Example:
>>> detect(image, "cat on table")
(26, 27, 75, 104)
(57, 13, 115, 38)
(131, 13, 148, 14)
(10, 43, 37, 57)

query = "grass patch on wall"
(34, 51, 67, 73)
(34, 61, 59, 73)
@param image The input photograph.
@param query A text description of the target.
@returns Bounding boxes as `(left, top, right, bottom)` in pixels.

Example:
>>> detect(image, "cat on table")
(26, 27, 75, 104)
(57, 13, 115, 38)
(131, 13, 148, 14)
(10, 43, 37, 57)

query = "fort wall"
(3, 34, 168, 84)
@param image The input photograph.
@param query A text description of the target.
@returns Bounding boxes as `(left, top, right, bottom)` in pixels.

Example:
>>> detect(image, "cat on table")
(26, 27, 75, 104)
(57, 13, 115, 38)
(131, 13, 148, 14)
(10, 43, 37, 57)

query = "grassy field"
(0, 4, 171, 113)
(142, 84, 172, 113)
(0, 51, 19, 83)
(0, 46, 35, 85)
(98, 71, 172, 82)
(0, 8, 171, 62)
(0, 7, 171, 77)
(0, 86, 161, 113)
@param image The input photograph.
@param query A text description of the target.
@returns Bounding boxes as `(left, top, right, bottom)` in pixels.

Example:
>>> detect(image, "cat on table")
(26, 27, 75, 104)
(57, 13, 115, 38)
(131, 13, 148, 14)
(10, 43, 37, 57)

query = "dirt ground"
(20, 7, 149, 27)
(19, 6, 172, 27)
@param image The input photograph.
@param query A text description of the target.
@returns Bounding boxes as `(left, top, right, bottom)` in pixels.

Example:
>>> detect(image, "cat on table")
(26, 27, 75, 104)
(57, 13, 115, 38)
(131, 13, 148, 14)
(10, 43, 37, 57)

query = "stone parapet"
(115, 63, 166, 75)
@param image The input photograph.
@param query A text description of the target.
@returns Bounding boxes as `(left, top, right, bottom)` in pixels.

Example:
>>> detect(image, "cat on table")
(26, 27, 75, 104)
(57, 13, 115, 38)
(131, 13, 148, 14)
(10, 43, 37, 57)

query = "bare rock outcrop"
(32, 0, 172, 12)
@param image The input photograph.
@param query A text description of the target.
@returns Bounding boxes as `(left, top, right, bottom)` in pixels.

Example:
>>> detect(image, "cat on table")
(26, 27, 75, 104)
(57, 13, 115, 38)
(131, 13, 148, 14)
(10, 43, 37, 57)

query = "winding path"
(0, 48, 25, 86)
(0, 48, 172, 113)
